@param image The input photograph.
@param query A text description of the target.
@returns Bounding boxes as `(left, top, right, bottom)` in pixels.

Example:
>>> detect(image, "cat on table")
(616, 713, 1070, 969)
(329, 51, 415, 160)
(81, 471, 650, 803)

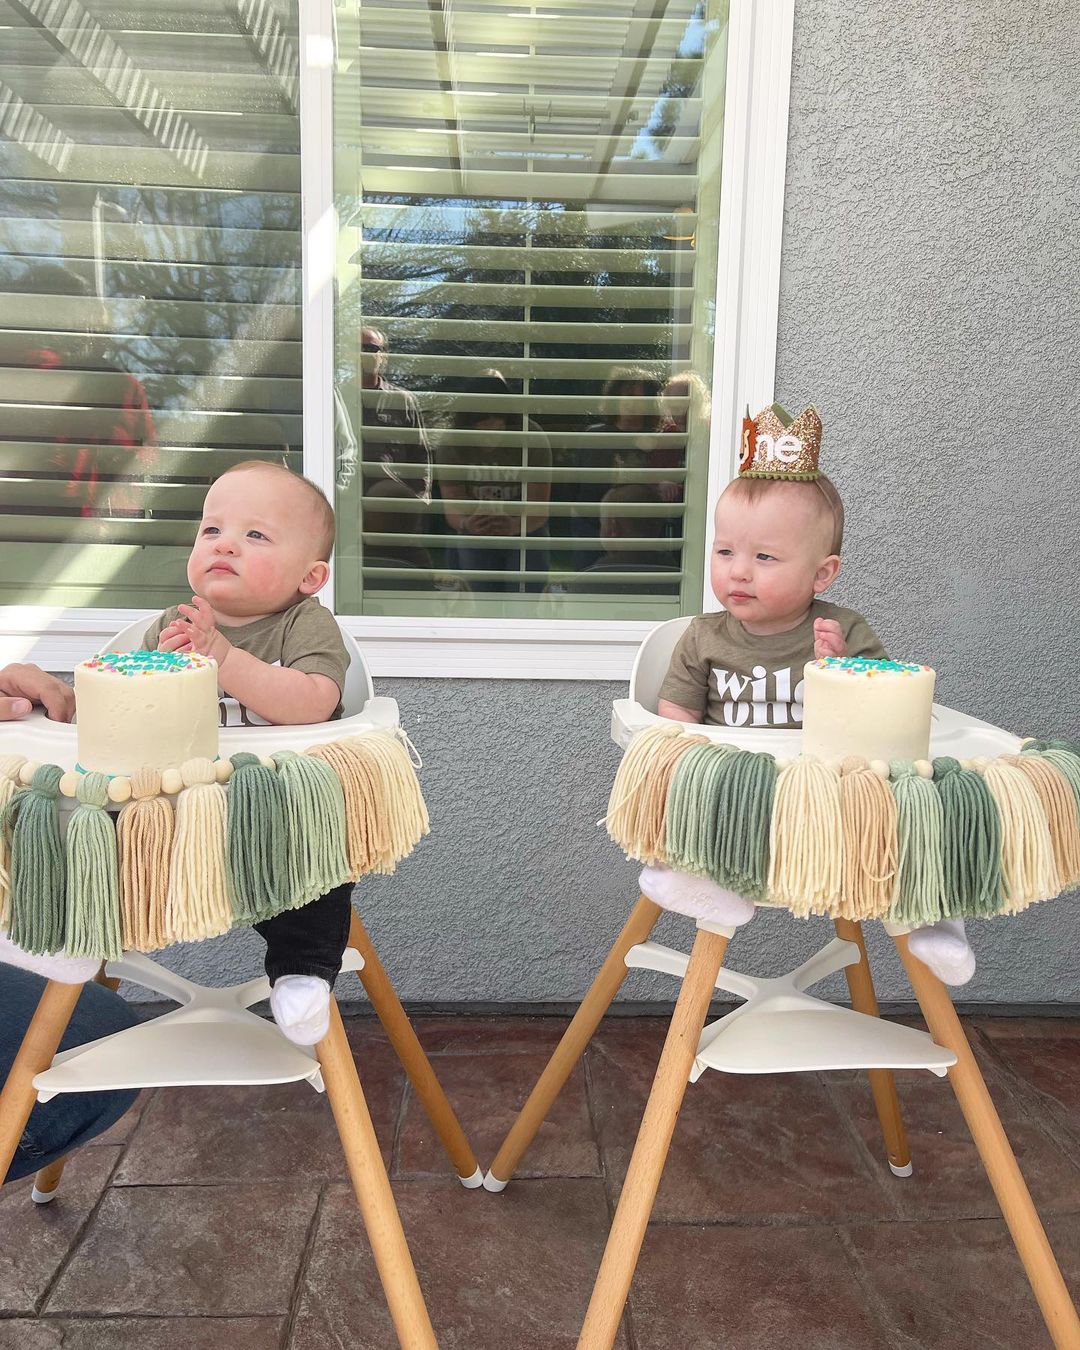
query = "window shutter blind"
(333, 0, 727, 619)
(0, 0, 302, 608)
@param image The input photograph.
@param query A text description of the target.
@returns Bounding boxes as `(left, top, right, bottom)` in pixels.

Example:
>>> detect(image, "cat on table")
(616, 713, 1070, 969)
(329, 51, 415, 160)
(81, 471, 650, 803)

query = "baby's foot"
(639, 864, 756, 927)
(0, 929, 99, 984)
(270, 975, 331, 1045)
(907, 918, 976, 986)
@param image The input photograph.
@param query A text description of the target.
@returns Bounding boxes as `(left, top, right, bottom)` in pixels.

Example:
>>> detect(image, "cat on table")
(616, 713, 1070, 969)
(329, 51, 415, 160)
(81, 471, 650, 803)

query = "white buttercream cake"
(801, 656, 935, 763)
(75, 650, 220, 776)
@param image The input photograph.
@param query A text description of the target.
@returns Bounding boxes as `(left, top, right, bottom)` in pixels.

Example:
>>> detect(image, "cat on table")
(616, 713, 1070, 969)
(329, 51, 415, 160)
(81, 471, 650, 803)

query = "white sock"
(639, 864, 756, 927)
(0, 929, 99, 985)
(908, 918, 976, 986)
(269, 975, 331, 1045)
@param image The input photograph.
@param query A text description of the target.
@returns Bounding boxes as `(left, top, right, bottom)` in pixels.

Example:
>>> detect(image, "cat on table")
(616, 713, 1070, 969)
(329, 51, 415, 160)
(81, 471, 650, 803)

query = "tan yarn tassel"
(308, 730, 429, 879)
(603, 724, 705, 863)
(979, 759, 1059, 913)
(166, 758, 233, 944)
(767, 756, 842, 917)
(1003, 754, 1080, 891)
(0, 754, 27, 926)
(838, 757, 898, 920)
(118, 767, 174, 951)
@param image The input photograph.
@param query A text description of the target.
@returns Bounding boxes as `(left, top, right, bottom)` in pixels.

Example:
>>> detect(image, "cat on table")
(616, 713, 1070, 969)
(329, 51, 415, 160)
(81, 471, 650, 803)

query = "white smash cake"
(801, 656, 936, 763)
(75, 650, 220, 776)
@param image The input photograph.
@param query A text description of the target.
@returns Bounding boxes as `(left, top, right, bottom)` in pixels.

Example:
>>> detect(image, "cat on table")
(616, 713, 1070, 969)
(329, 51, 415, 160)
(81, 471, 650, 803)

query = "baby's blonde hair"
(217, 459, 336, 561)
(723, 472, 844, 555)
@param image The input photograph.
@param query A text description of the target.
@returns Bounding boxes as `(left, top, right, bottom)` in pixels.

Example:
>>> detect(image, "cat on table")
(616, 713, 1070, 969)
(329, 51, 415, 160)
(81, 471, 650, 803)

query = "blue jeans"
(2, 967, 139, 1183)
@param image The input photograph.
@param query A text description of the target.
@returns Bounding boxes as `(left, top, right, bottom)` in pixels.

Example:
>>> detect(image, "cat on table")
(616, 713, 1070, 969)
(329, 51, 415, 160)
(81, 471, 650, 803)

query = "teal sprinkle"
(2, 764, 66, 955)
(83, 650, 213, 676)
(812, 657, 928, 675)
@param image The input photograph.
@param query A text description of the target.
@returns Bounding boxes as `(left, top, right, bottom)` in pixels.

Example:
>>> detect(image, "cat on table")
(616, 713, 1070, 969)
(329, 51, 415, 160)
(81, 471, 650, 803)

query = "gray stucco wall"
(134, 0, 1078, 1004)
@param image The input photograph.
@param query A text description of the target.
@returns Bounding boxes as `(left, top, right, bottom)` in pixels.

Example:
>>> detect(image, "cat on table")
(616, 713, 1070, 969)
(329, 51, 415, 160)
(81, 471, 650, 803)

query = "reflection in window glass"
(333, 0, 728, 619)
(0, 0, 301, 608)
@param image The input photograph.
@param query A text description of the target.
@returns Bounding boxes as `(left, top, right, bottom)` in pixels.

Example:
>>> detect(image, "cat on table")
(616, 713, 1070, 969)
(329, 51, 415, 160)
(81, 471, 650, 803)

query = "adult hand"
(466, 512, 517, 537)
(0, 663, 75, 722)
(813, 617, 848, 660)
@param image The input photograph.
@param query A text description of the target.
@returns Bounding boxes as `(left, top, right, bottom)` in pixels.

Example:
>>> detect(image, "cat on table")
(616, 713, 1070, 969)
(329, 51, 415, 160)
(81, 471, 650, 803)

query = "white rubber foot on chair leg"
(889, 1160, 914, 1178)
(458, 1167, 484, 1189)
(31, 1185, 58, 1204)
(483, 1170, 508, 1193)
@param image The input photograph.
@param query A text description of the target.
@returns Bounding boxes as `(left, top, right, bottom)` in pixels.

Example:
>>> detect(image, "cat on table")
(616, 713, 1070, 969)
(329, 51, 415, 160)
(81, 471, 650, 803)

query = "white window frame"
(1, 0, 794, 681)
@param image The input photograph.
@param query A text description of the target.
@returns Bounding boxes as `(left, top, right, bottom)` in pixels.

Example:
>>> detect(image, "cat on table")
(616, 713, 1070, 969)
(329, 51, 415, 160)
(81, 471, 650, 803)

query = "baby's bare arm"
(657, 697, 702, 724)
(217, 648, 339, 725)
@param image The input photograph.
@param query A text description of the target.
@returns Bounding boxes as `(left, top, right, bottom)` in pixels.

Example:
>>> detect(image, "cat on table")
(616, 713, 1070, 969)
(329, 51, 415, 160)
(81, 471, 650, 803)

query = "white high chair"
(484, 619, 1080, 1350)
(0, 613, 480, 1350)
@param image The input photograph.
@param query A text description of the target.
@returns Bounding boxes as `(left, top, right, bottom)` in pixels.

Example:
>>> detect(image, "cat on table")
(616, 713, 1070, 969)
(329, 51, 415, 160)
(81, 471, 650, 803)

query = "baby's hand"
(813, 617, 847, 660)
(157, 619, 193, 653)
(172, 596, 230, 664)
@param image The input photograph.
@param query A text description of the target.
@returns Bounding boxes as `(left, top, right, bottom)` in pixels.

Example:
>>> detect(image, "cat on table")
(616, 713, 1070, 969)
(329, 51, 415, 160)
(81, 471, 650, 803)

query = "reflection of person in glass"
(571, 366, 663, 569)
(657, 369, 711, 503)
(4, 264, 157, 525)
(437, 371, 551, 594)
(357, 325, 432, 506)
(548, 485, 679, 597)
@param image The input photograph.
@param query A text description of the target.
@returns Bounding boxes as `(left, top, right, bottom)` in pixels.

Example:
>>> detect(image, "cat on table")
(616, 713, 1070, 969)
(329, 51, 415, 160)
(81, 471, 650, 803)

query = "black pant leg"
(254, 882, 354, 986)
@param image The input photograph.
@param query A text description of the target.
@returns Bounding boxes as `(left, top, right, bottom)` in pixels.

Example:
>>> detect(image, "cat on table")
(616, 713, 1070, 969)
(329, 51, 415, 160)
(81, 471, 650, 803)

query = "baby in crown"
(644, 403, 975, 985)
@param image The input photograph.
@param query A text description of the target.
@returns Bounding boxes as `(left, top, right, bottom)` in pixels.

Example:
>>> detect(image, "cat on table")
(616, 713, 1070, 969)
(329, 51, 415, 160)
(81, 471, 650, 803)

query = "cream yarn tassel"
(838, 757, 898, 920)
(767, 756, 842, 917)
(980, 759, 1059, 912)
(118, 767, 173, 951)
(166, 758, 233, 943)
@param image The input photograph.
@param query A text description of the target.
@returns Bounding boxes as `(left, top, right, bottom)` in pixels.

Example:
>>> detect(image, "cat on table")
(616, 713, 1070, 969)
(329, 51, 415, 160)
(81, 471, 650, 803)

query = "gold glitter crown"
(738, 402, 822, 480)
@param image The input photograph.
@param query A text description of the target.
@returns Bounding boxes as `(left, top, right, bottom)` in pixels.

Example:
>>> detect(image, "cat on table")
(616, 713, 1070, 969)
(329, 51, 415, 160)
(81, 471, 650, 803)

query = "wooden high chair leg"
(486, 895, 664, 1191)
(0, 979, 83, 1185)
(348, 913, 481, 1186)
(577, 926, 729, 1350)
(894, 934, 1080, 1350)
(833, 918, 912, 1176)
(29, 965, 118, 1203)
(317, 997, 438, 1350)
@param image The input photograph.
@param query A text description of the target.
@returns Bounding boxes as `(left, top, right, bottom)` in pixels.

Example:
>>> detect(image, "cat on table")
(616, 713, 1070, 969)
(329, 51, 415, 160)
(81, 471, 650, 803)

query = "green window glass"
(0, 0, 302, 608)
(333, 0, 728, 619)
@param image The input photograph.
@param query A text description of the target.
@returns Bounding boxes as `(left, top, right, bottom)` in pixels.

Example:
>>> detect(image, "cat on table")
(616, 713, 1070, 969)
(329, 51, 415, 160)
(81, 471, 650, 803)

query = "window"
(0, 0, 302, 608)
(332, 0, 728, 620)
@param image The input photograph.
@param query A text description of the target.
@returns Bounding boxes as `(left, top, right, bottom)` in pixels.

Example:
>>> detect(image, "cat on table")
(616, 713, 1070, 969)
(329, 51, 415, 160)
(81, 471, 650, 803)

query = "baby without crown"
(141, 460, 354, 1044)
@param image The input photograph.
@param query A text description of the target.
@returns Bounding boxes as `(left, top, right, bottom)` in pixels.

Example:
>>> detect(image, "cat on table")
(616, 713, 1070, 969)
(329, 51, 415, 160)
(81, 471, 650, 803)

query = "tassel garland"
(64, 772, 122, 960)
(166, 758, 233, 943)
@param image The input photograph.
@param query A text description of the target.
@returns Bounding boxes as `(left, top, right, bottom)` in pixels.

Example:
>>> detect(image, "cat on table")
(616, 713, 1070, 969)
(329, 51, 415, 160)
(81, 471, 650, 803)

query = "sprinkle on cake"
(809, 656, 930, 676)
(82, 650, 216, 676)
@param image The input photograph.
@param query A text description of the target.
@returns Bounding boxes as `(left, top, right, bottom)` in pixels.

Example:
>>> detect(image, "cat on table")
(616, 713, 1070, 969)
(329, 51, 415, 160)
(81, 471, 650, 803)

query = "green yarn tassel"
(274, 751, 350, 909)
(65, 772, 122, 960)
(888, 763, 947, 924)
(708, 749, 776, 902)
(932, 757, 1003, 917)
(226, 752, 291, 923)
(1, 764, 66, 955)
(665, 743, 731, 877)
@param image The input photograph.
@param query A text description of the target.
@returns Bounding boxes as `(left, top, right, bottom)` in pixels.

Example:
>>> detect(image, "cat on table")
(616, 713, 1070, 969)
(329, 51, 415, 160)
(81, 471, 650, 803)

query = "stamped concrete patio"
(2, 1012, 1079, 1349)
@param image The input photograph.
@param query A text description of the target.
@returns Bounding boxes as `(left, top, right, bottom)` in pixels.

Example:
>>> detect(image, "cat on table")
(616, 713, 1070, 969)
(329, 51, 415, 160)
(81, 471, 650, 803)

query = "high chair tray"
(611, 698, 1023, 760)
(0, 696, 401, 774)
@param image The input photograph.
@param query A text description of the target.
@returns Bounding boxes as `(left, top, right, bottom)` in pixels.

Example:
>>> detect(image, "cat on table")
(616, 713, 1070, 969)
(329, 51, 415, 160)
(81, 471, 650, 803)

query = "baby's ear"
(299, 560, 331, 596)
(813, 553, 841, 595)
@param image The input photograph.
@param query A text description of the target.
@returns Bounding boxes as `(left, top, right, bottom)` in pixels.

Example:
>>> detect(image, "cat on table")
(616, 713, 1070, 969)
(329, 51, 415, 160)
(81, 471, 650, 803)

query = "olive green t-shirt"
(658, 600, 886, 729)
(142, 596, 349, 726)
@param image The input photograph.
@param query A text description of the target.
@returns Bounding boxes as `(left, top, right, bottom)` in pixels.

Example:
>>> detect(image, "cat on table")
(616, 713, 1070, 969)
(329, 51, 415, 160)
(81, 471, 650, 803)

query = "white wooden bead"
(774, 758, 792, 773)
(18, 760, 39, 786)
(914, 759, 934, 779)
(260, 754, 277, 770)
(214, 760, 233, 784)
(869, 760, 890, 779)
(59, 771, 80, 798)
(107, 777, 133, 804)
(161, 767, 184, 796)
